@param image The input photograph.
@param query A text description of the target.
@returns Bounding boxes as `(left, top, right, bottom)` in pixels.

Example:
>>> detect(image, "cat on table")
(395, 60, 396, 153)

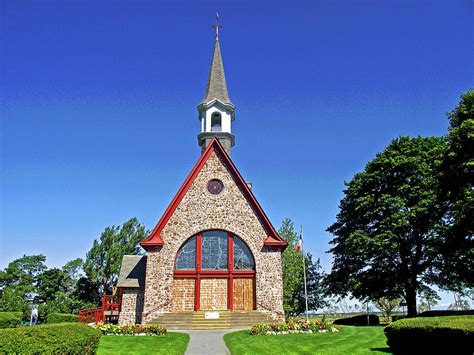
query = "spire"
(202, 14, 232, 105)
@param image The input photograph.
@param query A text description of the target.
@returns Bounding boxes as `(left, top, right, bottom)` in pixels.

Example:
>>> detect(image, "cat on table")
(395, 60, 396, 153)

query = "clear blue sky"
(1, 0, 473, 306)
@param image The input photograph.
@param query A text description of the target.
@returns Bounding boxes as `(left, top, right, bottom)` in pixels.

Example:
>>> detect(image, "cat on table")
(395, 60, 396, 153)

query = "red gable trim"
(140, 137, 288, 251)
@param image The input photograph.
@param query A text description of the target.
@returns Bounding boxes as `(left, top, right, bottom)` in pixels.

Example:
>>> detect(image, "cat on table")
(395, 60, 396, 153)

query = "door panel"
(172, 279, 195, 311)
(200, 278, 228, 310)
(233, 278, 254, 311)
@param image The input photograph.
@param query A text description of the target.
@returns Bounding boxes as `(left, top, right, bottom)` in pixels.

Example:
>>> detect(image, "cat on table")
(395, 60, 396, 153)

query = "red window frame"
(174, 231, 256, 310)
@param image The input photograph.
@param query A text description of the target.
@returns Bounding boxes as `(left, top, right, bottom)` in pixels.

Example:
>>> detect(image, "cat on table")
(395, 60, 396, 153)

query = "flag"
(296, 231, 303, 252)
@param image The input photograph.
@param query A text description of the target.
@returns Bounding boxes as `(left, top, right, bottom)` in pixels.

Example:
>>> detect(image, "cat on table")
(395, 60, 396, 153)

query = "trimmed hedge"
(0, 323, 101, 354)
(333, 314, 380, 326)
(384, 316, 474, 354)
(419, 310, 474, 317)
(0, 312, 22, 329)
(47, 312, 79, 323)
(391, 314, 406, 322)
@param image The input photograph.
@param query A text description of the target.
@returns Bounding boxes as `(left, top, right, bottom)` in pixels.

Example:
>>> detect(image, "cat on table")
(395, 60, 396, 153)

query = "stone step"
(147, 310, 272, 329)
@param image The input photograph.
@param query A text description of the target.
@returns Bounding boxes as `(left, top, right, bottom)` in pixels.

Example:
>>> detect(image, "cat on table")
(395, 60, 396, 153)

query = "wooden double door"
(172, 277, 255, 311)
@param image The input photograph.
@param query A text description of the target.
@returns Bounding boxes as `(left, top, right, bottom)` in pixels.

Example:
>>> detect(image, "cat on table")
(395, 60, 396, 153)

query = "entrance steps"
(148, 310, 273, 330)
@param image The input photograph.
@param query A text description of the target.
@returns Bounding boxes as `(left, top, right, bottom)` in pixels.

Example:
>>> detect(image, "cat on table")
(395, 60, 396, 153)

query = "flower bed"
(94, 323, 167, 336)
(251, 317, 340, 336)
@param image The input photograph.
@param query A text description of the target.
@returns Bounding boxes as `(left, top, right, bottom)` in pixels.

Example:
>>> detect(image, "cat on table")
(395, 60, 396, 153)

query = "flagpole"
(301, 225, 309, 322)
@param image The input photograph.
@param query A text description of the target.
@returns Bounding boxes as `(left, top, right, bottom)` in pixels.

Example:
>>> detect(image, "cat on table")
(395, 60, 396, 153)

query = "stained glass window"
(233, 237, 255, 270)
(175, 236, 196, 270)
(201, 231, 228, 270)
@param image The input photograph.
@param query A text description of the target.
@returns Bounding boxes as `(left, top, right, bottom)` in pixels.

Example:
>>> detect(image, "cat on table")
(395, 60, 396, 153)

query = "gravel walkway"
(179, 329, 236, 355)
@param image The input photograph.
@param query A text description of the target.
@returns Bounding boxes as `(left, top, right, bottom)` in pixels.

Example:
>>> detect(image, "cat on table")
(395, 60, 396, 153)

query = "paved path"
(179, 329, 235, 355)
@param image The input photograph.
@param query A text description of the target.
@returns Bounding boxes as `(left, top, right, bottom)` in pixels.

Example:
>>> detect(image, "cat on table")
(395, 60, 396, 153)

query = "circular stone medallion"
(207, 179, 224, 195)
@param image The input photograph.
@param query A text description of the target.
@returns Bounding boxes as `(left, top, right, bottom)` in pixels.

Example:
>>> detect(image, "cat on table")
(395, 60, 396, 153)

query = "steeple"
(197, 14, 235, 156)
(202, 39, 232, 105)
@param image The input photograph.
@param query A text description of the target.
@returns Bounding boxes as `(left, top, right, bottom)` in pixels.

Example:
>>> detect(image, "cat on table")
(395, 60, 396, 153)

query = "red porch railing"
(78, 295, 120, 324)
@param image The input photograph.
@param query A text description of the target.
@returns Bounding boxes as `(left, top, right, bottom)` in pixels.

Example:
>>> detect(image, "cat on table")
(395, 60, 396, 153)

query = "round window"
(207, 179, 224, 195)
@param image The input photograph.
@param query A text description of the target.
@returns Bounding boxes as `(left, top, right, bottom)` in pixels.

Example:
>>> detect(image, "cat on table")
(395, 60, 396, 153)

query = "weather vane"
(212, 12, 222, 39)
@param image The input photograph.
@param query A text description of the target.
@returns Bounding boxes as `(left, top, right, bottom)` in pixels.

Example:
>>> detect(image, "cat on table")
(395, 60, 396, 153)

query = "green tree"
(374, 297, 401, 323)
(417, 286, 440, 313)
(280, 218, 327, 316)
(0, 255, 47, 318)
(62, 258, 83, 289)
(438, 90, 474, 288)
(83, 217, 146, 296)
(325, 136, 447, 317)
(0, 254, 47, 288)
(73, 276, 100, 305)
(36, 268, 69, 302)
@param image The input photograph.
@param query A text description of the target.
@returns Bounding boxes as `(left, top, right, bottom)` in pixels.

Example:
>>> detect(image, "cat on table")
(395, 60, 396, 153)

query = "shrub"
(94, 323, 167, 336)
(333, 314, 379, 326)
(251, 317, 339, 336)
(391, 314, 406, 322)
(0, 312, 22, 329)
(419, 310, 474, 317)
(47, 312, 79, 323)
(384, 316, 474, 353)
(0, 323, 101, 354)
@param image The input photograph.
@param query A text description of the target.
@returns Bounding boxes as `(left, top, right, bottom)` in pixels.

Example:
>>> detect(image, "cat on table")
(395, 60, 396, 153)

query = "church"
(116, 19, 287, 328)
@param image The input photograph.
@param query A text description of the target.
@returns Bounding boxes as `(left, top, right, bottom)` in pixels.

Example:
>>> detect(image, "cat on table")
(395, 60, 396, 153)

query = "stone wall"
(142, 150, 285, 322)
(119, 288, 144, 324)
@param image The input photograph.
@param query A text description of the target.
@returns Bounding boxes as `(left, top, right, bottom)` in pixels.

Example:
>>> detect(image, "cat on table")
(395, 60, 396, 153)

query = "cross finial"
(212, 12, 222, 40)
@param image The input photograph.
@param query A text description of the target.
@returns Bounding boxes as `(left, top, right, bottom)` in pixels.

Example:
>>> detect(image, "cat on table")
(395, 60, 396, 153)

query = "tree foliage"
(374, 297, 401, 323)
(83, 217, 146, 295)
(325, 136, 447, 317)
(0, 255, 47, 318)
(438, 90, 474, 287)
(280, 218, 327, 316)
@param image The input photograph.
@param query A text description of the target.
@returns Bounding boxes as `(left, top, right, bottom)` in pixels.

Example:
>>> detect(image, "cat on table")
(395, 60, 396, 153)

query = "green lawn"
(97, 332, 190, 355)
(224, 326, 391, 355)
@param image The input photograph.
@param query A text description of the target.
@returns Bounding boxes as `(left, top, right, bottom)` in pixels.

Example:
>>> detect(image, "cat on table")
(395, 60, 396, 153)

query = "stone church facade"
(116, 23, 287, 326)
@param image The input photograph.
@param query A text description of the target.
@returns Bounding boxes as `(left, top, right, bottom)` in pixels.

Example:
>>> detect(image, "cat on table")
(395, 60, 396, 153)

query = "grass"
(97, 332, 190, 355)
(224, 326, 391, 355)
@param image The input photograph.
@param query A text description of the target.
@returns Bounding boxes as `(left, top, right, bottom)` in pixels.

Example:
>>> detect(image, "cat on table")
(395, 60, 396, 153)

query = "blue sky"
(1, 0, 473, 306)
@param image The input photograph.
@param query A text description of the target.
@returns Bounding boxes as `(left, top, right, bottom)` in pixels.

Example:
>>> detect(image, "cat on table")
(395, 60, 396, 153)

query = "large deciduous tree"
(438, 90, 474, 287)
(325, 136, 447, 317)
(280, 218, 327, 316)
(83, 217, 147, 296)
(0, 255, 47, 317)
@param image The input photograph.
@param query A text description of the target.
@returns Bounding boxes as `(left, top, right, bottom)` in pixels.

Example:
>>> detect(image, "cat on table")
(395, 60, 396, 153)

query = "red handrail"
(78, 295, 120, 324)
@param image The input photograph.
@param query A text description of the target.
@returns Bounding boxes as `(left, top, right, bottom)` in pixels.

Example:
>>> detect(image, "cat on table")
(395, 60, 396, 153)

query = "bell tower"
(197, 14, 235, 156)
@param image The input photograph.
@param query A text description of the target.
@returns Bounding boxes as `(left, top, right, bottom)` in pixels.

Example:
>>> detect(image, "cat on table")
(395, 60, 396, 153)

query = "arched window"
(174, 231, 256, 311)
(175, 236, 196, 270)
(174, 231, 255, 271)
(233, 237, 255, 270)
(211, 112, 222, 132)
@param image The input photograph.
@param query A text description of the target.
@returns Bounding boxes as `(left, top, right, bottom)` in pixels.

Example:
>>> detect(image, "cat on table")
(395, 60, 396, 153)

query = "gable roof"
(140, 137, 287, 250)
(117, 255, 146, 288)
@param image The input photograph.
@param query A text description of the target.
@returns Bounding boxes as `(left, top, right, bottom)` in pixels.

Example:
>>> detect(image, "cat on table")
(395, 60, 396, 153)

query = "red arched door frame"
(173, 231, 256, 311)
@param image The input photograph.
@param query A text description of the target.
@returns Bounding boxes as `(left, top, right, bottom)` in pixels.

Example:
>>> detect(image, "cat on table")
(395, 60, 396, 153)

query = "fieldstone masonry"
(119, 289, 144, 324)
(141, 150, 285, 322)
